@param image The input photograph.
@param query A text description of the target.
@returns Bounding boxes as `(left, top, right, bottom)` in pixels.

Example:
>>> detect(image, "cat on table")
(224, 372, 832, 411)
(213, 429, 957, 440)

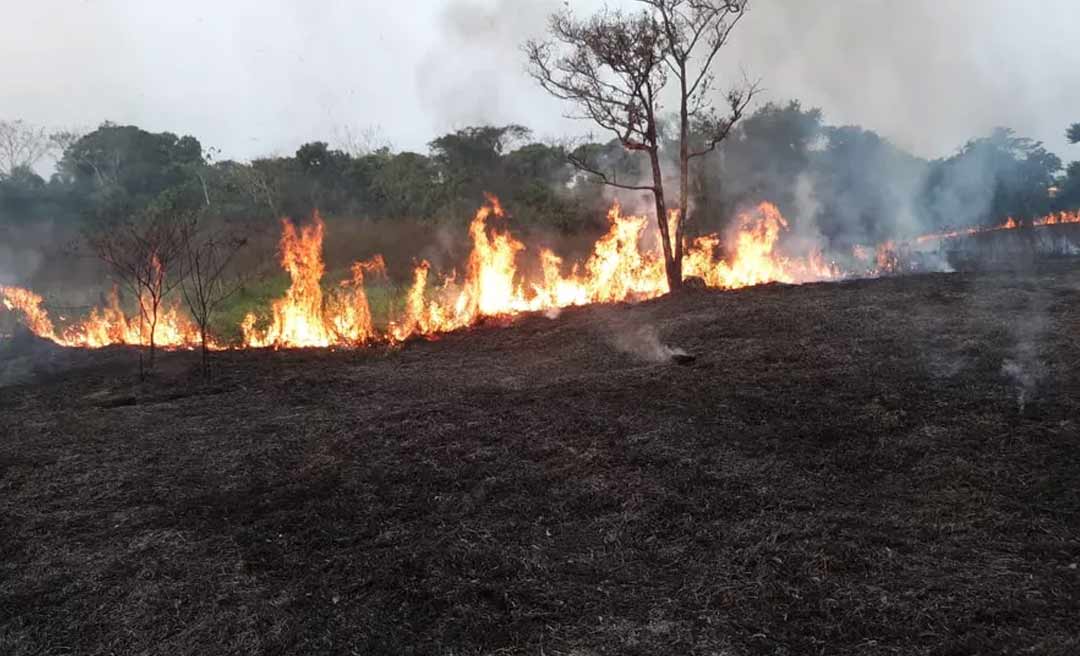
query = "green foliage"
(57, 123, 206, 219)
(3, 112, 1078, 253)
(370, 152, 441, 219)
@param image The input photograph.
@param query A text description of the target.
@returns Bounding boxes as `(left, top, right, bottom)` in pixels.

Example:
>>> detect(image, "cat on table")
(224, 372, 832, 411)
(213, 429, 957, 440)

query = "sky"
(2, 0, 1079, 166)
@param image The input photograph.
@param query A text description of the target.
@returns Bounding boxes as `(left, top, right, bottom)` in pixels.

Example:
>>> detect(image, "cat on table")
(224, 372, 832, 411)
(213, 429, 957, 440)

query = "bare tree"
(179, 217, 249, 378)
(526, 0, 756, 290)
(230, 161, 282, 217)
(86, 207, 193, 376)
(0, 120, 54, 176)
(333, 123, 392, 157)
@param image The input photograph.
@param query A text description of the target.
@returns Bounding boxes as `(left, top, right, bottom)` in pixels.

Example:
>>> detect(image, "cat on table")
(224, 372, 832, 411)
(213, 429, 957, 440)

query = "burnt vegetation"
(2, 268, 1079, 654)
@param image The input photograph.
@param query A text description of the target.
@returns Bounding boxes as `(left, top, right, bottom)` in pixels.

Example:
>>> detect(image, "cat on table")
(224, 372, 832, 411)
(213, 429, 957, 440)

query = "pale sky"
(2, 0, 1079, 165)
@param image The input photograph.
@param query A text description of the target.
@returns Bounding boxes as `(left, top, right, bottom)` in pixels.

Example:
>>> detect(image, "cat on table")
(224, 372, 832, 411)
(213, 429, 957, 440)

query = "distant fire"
(3, 201, 1079, 351)
(914, 210, 1080, 244)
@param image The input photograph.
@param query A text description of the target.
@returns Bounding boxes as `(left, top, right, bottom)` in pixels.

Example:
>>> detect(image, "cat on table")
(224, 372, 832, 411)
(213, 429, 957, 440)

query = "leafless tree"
(86, 207, 193, 376)
(179, 217, 250, 378)
(230, 161, 282, 217)
(526, 0, 756, 290)
(0, 120, 54, 176)
(333, 123, 392, 157)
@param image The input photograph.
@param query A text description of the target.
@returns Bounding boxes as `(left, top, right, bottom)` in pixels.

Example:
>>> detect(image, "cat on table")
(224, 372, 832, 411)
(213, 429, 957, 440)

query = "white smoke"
(610, 323, 688, 364)
(1001, 295, 1048, 411)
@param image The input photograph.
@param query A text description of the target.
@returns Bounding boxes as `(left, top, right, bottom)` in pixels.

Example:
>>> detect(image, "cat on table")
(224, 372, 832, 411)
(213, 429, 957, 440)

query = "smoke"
(417, 0, 564, 135)
(609, 323, 687, 364)
(0, 221, 53, 285)
(715, 0, 1080, 160)
(1000, 292, 1048, 411)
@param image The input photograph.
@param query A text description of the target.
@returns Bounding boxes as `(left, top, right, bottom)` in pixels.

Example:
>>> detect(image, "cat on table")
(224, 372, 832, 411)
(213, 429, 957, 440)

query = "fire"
(242, 211, 382, 348)
(1, 284, 203, 349)
(915, 210, 1080, 244)
(1034, 210, 1080, 227)
(685, 202, 837, 288)
(383, 199, 829, 343)
(6, 199, 1077, 353)
(874, 241, 901, 274)
(63, 290, 203, 349)
(1, 285, 56, 338)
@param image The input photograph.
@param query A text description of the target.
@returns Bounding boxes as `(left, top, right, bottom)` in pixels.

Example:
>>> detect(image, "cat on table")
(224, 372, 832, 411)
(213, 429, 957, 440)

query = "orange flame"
(1, 285, 56, 338)
(12, 198, 1073, 352)
(242, 212, 383, 348)
(382, 199, 831, 343)
(1, 284, 204, 349)
(685, 202, 837, 288)
(914, 210, 1080, 244)
(3, 198, 846, 350)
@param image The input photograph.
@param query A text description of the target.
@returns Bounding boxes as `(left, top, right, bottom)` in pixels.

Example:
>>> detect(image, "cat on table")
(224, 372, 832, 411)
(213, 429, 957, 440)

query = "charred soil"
(1, 267, 1079, 655)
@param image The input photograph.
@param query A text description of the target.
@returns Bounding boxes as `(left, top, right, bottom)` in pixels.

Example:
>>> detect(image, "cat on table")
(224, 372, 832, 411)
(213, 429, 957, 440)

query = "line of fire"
(3, 203, 1078, 353)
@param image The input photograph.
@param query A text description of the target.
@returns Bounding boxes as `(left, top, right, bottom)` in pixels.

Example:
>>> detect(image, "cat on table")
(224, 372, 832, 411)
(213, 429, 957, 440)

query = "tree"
(0, 120, 55, 177)
(369, 152, 441, 219)
(526, 0, 755, 290)
(85, 204, 193, 375)
(1067, 123, 1080, 146)
(57, 123, 206, 218)
(294, 141, 352, 213)
(922, 128, 1061, 228)
(697, 100, 823, 225)
(179, 215, 249, 378)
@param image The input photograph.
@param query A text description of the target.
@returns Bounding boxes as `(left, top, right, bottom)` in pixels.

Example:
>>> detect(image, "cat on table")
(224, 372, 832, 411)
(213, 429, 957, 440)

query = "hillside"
(1, 268, 1079, 655)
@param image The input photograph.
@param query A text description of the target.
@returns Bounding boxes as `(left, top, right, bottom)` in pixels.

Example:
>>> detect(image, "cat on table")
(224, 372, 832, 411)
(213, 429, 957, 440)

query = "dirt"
(1, 266, 1079, 655)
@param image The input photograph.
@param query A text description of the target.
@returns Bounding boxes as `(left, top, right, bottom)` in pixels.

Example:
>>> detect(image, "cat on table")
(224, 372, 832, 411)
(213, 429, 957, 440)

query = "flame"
(62, 289, 203, 348)
(874, 241, 901, 274)
(1, 199, 847, 350)
(685, 202, 837, 288)
(1033, 210, 1080, 227)
(327, 255, 385, 345)
(1, 285, 56, 338)
(242, 212, 382, 348)
(1, 284, 204, 349)
(243, 214, 332, 348)
(7, 198, 1077, 353)
(382, 199, 831, 343)
(915, 210, 1080, 244)
(387, 198, 671, 340)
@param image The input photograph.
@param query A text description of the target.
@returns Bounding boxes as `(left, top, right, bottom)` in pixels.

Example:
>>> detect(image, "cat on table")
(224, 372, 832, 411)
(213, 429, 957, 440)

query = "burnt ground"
(1, 266, 1079, 655)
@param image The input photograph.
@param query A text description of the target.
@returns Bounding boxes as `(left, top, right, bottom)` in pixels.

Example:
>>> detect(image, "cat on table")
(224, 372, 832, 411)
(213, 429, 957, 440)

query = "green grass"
(210, 274, 291, 344)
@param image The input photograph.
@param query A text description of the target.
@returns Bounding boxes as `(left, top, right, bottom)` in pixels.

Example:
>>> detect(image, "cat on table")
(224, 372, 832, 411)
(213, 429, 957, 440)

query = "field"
(1, 266, 1079, 655)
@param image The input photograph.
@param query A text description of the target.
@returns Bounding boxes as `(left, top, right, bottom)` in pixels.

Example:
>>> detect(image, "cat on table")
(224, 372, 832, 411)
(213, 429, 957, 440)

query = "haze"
(2, 0, 1079, 163)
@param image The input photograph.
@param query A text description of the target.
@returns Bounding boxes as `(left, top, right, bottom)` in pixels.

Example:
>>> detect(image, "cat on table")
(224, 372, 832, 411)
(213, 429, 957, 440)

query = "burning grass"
(6, 198, 1079, 357)
(0, 198, 873, 352)
(1, 265, 1078, 654)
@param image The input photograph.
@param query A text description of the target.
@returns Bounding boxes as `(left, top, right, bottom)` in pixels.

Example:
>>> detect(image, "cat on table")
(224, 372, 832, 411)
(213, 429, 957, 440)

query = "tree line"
(1, 112, 1076, 239)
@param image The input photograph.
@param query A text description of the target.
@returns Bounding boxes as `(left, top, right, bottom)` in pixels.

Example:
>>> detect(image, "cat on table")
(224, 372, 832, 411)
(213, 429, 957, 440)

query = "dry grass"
(1, 265, 1079, 655)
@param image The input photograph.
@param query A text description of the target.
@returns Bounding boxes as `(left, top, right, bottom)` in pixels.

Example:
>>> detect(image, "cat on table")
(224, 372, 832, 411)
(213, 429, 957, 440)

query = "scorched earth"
(1, 265, 1078, 655)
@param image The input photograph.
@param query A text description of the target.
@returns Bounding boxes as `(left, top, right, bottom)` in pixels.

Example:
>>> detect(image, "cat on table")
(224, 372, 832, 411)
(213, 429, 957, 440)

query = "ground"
(1, 266, 1078, 655)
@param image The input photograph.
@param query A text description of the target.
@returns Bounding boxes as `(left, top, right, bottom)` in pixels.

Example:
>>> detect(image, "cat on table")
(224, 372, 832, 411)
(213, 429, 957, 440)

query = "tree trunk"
(677, 72, 690, 269)
(148, 320, 157, 371)
(200, 324, 210, 380)
(649, 148, 681, 291)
